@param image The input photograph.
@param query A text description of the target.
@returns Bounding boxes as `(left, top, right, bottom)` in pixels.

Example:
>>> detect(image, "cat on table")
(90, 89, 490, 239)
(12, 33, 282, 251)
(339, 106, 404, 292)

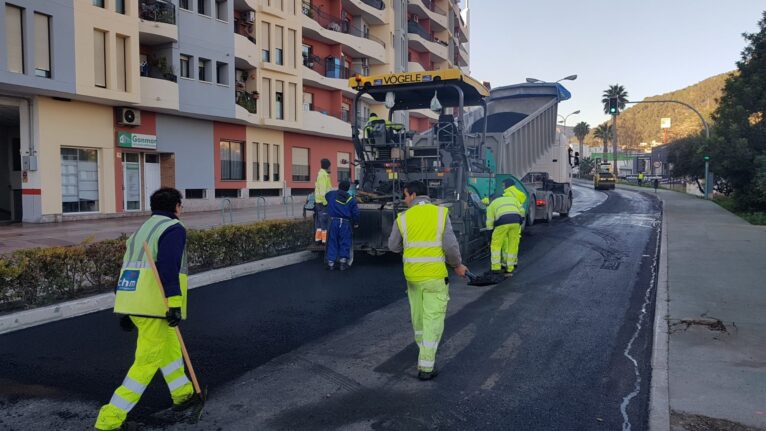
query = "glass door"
(123, 153, 141, 211)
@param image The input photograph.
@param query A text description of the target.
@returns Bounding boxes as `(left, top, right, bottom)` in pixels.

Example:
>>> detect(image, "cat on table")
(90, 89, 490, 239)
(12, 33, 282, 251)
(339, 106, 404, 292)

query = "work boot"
(172, 393, 204, 412)
(339, 260, 348, 271)
(491, 269, 503, 275)
(417, 368, 439, 381)
(327, 262, 335, 271)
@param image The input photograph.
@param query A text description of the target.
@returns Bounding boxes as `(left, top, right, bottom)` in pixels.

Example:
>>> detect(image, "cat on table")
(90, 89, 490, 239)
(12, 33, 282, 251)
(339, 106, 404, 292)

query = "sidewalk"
(0, 201, 305, 254)
(638, 185, 766, 430)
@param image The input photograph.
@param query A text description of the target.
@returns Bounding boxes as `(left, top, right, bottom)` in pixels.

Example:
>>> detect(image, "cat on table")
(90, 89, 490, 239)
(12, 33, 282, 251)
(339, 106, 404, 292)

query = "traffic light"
(608, 97, 619, 115)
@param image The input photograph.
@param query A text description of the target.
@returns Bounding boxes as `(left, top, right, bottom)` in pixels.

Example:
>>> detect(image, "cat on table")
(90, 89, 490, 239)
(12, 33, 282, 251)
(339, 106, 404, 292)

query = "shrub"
(0, 219, 312, 311)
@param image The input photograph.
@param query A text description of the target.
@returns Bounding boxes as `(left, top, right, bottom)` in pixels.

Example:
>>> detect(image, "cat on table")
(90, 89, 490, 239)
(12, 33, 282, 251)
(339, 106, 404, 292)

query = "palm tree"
(573, 121, 590, 163)
(602, 84, 629, 174)
(593, 123, 613, 161)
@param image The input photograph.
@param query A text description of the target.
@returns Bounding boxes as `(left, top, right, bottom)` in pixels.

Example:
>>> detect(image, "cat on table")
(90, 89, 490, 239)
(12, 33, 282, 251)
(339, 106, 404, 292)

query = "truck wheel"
(544, 198, 553, 223)
(559, 193, 573, 217)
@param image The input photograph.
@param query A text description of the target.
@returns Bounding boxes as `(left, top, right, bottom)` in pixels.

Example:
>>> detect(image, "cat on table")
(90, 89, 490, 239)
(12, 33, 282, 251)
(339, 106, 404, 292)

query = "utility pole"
(704, 155, 710, 199)
(612, 114, 619, 176)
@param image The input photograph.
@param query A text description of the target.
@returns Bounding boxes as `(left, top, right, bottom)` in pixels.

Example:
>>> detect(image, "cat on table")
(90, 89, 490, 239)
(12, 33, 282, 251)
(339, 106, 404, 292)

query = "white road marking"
(619, 217, 661, 430)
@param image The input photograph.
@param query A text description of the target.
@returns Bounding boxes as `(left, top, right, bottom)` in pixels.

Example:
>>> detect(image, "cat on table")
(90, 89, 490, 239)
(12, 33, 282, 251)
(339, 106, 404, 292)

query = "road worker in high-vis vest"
(95, 188, 201, 430)
(486, 178, 526, 276)
(388, 181, 468, 381)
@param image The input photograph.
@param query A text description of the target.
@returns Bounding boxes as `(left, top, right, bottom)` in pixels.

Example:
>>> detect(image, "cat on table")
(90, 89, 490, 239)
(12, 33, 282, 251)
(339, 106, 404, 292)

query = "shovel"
(466, 271, 504, 286)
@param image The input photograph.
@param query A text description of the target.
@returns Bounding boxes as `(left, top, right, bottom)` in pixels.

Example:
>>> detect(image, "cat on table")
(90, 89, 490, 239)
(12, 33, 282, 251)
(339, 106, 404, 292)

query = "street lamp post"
(526, 74, 578, 84)
(557, 110, 580, 126)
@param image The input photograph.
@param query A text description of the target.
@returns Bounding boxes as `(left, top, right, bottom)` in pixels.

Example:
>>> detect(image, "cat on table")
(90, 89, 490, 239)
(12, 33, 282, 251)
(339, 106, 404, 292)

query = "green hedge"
(0, 219, 312, 312)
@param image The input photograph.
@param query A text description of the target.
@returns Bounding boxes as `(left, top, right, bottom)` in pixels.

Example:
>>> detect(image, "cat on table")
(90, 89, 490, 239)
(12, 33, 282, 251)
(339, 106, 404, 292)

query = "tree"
(709, 11, 766, 211)
(602, 84, 629, 174)
(579, 157, 596, 178)
(593, 123, 613, 159)
(573, 121, 590, 163)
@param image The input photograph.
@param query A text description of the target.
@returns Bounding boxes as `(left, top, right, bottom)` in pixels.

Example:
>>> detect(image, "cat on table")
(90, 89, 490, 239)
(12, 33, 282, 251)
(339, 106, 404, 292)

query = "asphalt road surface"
(0, 185, 661, 431)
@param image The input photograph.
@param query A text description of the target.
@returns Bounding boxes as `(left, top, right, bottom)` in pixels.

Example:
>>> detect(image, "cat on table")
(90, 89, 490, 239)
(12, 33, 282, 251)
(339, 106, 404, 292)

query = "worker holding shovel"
(95, 188, 203, 431)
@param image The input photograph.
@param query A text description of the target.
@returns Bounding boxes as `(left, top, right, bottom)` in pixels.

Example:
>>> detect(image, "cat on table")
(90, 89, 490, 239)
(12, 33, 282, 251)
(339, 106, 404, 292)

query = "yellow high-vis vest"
(486, 186, 525, 229)
(396, 203, 449, 282)
(114, 215, 189, 319)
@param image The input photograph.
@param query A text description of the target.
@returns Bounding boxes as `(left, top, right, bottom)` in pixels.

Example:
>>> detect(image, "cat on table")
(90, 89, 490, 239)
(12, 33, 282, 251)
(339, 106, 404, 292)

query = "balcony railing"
(302, 2, 386, 47)
(303, 55, 351, 79)
(408, 21, 433, 41)
(139, 55, 177, 82)
(236, 90, 258, 114)
(360, 0, 385, 10)
(139, 0, 176, 25)
(309, 104, 350, 123)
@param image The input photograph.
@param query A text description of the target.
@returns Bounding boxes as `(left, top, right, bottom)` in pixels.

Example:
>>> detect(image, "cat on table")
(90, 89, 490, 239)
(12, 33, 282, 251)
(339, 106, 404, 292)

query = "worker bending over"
(388, 181, 468, 380)
(486, 178, 526, 276)
(325, 180, 360, 271)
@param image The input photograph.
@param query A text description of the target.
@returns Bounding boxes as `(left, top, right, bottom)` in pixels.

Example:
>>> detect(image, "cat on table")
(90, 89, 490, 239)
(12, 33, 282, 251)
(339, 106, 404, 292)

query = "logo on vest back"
(116, 270, 140, 291)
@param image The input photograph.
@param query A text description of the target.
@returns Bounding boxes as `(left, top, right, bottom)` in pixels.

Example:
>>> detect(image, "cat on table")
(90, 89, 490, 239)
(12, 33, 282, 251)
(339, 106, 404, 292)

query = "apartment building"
(0, 0, 470, 223)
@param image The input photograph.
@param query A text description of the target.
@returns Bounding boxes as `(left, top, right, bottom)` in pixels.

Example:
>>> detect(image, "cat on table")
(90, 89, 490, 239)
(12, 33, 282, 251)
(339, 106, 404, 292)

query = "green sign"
(117, 132, 157, 150)
(704, 155, 710, 161)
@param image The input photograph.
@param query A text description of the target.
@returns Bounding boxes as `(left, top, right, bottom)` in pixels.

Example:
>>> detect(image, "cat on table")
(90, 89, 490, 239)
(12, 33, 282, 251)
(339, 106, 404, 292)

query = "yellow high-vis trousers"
(490, 223, 521, 272)
(406, 278, 450, 372)
(95, 317, 194, 430)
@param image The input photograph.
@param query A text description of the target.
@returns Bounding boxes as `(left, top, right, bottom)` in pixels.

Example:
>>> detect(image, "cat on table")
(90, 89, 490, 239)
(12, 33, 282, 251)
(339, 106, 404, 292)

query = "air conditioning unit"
(245, 10, 255, 23)
(117, 108, 141, 126)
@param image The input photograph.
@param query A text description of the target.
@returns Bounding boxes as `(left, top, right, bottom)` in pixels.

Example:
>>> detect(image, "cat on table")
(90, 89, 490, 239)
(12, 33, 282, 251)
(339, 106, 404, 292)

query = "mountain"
(583, 72, 733, 151)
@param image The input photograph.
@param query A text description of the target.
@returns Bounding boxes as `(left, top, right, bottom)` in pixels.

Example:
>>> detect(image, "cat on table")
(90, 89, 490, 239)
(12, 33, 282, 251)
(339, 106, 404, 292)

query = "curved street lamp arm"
(626, 100, 710, 139)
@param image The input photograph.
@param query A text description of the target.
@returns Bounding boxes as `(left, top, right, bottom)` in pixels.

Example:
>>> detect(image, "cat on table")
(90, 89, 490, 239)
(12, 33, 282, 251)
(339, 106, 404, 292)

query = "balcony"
(140, 76, 179, 111)
(303, 106, 351, 139)
(407, 21, 448, 61)
(407, 61, 426, 72)
(340, 0, 386, 25)
(234, 33, 259, 69)
(457, 43, 469, 67)
(301, 2, 386, 63)
(139, 0, 177, 44)
(408, 0, 448, 31)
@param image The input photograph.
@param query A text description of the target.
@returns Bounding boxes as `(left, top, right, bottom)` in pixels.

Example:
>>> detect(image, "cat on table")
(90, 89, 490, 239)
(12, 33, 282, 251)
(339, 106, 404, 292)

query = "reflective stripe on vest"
(493, 200, 524, 220)
(397, 203, 449, 281)
(114, 215, 189, 319)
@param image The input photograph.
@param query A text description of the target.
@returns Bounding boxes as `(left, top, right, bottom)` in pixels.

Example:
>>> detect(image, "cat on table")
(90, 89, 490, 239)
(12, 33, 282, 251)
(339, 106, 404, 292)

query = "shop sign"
(118, 132, 157, 150)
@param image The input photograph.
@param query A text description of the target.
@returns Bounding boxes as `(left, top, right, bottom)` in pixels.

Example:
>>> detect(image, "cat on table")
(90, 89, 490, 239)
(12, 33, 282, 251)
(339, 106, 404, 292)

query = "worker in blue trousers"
(324, 180, 359, 271)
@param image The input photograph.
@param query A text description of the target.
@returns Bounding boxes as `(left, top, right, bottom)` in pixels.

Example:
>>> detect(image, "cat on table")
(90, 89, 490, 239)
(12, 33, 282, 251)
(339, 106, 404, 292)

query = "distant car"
(594, 172, 616, 190)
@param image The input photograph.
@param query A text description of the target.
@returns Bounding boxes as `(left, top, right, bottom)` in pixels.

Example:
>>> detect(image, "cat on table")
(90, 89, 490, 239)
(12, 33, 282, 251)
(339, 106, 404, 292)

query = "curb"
(649, 198, 671, 430)
(0, 251, 316, 335)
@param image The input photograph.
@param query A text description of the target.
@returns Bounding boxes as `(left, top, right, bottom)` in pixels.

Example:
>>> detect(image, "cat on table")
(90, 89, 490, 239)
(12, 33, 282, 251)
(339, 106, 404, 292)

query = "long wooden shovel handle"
(143, 242, 203, 398)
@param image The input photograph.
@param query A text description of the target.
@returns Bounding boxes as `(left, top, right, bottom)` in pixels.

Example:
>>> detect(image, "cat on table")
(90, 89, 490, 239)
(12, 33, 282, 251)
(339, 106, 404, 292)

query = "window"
(122, 153, 140, 210)
(198, 0, 209, 15)
(198, 58, 210, 81)
(292, 147, 310, 182)
(302, 44, 311, 66)
(215, 189, 240, 198)
(341, 103, 350, 122)
(337, 152, 351, 182)
(252, 142, 260, 181)
(216, 0, 228, 21)
(275, 25, 284, 65)
(185, 189, 207, 199)
(263, 143, 270, 181)
(303, 92, 313, 111)
(273, 144, 280, 181)
(262, 78, 271, 118)
(288, 29, 296, 68)
(216, 61, 228, 85)
(180, 0, 190, 10)
(180, 55, 191, 78)
(220, 141, 244, 180)
(92, 0, 104, 7)
(116, 0, 125, 14)
(94, 30, 107, 88)
(275, 81, 284, 120)
(261, 22, 270, 62)
(116, 35, 127, 91)
(34, 13, 51, 78)
(289, 83, 297, 121)
(5, 5, 24, 74)
(61, 148, 100, 213)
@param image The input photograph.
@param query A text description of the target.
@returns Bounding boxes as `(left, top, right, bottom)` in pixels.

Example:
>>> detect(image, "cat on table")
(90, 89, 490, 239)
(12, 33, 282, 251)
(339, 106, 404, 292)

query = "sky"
(469, 0, 765, 129)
